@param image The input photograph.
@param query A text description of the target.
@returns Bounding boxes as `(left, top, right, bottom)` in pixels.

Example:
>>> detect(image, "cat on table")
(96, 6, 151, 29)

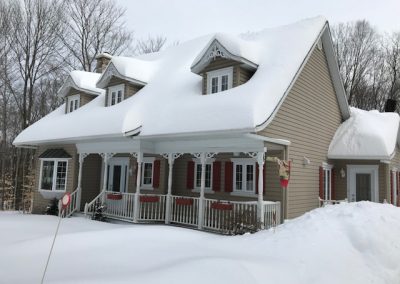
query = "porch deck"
(84, 191, 281, 234)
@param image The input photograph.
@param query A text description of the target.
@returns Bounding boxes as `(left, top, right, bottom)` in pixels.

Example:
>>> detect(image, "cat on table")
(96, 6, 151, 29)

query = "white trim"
(391, 169, 398, 205)
(108, 84, 125, 106)
(67, 94, 80, 113)
(346, 165, 379, 202)
(206, 67, 233, 94)
(321, 163, 333, 200)
(192, 158, 214, 191)
(231, 158, 256, 194)
(96, 62, 147, 89)
(141, 157, 155, 190)
(107, 157, 129, 193)
(38, 158, 69, 192)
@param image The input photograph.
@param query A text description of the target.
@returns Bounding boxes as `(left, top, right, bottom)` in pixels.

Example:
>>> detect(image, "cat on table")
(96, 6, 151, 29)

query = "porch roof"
(39, 148, 72, 159)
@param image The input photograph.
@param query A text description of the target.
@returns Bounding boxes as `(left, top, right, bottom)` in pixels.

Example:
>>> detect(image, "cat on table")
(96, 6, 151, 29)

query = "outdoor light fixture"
(303, 156, 310, 166)
(340, 168, 346, 178)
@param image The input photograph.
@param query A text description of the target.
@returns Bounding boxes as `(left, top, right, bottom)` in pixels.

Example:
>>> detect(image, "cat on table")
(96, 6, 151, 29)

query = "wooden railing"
(170, 195, 199, 227)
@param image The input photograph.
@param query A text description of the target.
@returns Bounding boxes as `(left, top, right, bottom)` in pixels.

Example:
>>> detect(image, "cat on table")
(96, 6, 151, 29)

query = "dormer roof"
(58, 71, 103, 98)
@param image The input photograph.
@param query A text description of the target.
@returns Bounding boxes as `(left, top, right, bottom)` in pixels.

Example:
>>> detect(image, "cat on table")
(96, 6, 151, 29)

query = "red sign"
(61, 193, 71, 208)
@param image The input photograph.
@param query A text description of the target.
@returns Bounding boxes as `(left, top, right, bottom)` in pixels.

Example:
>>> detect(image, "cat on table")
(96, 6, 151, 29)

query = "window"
(206, 67, 233, 94)
(67, 95, 80, 113)
(321, 164, 333, 200)
(39, 159, 68, 191)
(108, 84, 125, 106)
(194, 162, 212, 189)
(141, 157, 155, 189)
(232, 159, 255, 193)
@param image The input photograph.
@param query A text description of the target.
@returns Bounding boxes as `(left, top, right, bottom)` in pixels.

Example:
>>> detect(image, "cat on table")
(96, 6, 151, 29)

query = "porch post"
(76, 153, 88, 211)
(257, 151, 266, 228)
(198, 152, 206, 229)
(101, 153, 113, 202)
(133, 152, 143, 223)
(165, 154, 174, 224)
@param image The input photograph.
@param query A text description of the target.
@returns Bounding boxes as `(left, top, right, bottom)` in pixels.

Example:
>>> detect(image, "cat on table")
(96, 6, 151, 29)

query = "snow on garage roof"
(14, 16, 347, 146)
(328, 107, 400, 160)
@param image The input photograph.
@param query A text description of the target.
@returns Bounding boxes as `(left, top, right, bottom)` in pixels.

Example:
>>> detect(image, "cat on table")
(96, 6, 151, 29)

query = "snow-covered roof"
(328, 107, 400, 160)
(58, 71, 104, 98)
(14, 16, 349, 146)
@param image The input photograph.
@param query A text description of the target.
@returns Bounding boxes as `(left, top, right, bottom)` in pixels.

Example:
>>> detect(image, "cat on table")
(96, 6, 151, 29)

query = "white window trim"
(231, 158, 256, 196)
(391, 168, 398, 205)
(322, 163, 333, 200)
(38, 158, 69, 192)
(192, 158, 214, 193)
(67, 94, 80, 113)
(107, 157, 129, 193)
(141, 157, 155, 190)
(108, 84, 125, 106)
(206, 67, 233, 94)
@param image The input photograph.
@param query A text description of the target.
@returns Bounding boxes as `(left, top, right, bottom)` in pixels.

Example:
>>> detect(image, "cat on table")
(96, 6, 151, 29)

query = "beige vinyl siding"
(201, 58, 255, 94)
(331, 160, 388, 202)
(258, 45, 342, 219)
(105, 77, 143, 106)
(32, 144, 78, 213)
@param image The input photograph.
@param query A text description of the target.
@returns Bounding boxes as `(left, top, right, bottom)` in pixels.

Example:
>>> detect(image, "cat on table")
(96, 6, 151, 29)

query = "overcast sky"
(116, 0, 400, 44)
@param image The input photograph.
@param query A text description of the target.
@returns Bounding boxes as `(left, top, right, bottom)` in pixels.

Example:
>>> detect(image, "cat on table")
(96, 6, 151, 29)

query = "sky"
(116, 0, 400, 44)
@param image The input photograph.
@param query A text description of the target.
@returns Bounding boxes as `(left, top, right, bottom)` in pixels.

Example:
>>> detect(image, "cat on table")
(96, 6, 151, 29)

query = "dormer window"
(207, 67, 233, 94)
(67, 95, 80, 113)
(108, 84, 125, 106)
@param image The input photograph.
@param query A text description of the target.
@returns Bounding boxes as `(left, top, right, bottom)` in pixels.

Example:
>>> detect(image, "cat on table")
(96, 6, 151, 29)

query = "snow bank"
(14, 16, 328, 145)
(328, 107, 400, 159)
(1, 202, 400, 283)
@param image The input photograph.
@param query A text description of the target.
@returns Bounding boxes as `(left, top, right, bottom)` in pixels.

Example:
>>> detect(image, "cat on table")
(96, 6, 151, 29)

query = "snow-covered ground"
(1, 202, 400, 283)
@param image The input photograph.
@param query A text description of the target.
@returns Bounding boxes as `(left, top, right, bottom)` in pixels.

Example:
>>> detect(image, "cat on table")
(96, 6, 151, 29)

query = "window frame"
(322, 163, 333, 200)
(38, 158, 69, 192)
(108, 84, 125, 106)
(192, 158, 214, 192)
(141, 157, 155, 190)
(67, 94, 80, 113)
(231, 158, 256, 195)
(206, 67, 233, 94)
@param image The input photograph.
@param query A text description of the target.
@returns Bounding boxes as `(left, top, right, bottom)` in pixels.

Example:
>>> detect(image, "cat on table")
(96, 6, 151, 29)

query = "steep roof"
(328, 107, 400, 160)
(14, 16, 349, 146)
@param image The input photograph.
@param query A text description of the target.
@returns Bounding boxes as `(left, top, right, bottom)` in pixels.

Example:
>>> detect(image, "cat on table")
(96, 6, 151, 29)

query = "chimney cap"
(95, 52, 112, 60)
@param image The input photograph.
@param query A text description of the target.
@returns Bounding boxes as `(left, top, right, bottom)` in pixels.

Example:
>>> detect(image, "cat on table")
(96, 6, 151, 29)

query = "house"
(13, 16, 400, 234)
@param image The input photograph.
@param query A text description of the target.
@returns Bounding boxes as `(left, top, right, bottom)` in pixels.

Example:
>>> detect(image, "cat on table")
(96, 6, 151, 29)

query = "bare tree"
(61, 0, 133, 71)
(135, 35, 167, 55)
(332, 20, 379, 106)
(385, 32, 400, 102)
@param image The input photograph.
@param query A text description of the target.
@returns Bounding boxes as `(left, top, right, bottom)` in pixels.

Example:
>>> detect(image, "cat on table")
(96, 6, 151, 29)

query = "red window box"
(175, 198, 194, 206)
(211, 202, 233, 211)
(107, 193, 123, 200)
(140, 196, 160, 203)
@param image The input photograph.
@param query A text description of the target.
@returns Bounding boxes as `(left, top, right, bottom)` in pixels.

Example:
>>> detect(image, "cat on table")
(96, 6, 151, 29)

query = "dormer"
(191, 38, 258, 95)
(58, 71, 103, 114)
(96, 57, 153, 107)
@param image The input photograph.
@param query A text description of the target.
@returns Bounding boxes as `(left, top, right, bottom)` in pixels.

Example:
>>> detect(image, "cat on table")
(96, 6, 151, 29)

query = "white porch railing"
(263, 201, 281, 229)
(138, 194, 167, 221)
(170, 195, 199, 227)
(105, 192, 135, 221)
(84, 190, 104, 217)
(319, 198, 347, 207)
(59, 189, 80, 218)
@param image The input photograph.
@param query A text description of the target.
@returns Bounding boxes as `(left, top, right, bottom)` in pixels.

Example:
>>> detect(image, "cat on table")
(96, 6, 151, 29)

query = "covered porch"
(66, 133, 288, 234)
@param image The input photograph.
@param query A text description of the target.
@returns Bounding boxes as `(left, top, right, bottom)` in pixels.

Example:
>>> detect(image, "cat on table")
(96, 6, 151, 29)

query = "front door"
(347, 165, 379, 202)
(107, 158, 129, 192)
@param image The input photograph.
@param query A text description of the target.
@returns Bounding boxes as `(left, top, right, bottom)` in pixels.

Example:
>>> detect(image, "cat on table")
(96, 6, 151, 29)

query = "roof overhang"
(191, 39, 258, 74)
(57, 75, 101, 98)
(96, 62, 147, 89)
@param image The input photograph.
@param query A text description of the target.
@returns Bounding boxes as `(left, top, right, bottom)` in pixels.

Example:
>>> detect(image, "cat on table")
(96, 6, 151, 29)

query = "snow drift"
(0, 202, 400, 283)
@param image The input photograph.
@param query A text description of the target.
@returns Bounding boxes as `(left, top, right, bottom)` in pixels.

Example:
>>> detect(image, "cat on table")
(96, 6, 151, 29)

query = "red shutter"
(212, 161, 221, 191)
(256, 164, 259, 194)
(319, 166, 324, 199)
(390, 171, 394, 205)
(153, 160, 161, 188)
(186, 161, 195, 189)
(331, 169, 336, 200)
(224, 161, 233, 192)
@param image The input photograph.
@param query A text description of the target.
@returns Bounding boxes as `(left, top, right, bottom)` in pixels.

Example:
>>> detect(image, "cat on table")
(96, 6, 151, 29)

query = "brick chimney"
(95, 52, 112, 73)
(385, 99, 397, 112)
